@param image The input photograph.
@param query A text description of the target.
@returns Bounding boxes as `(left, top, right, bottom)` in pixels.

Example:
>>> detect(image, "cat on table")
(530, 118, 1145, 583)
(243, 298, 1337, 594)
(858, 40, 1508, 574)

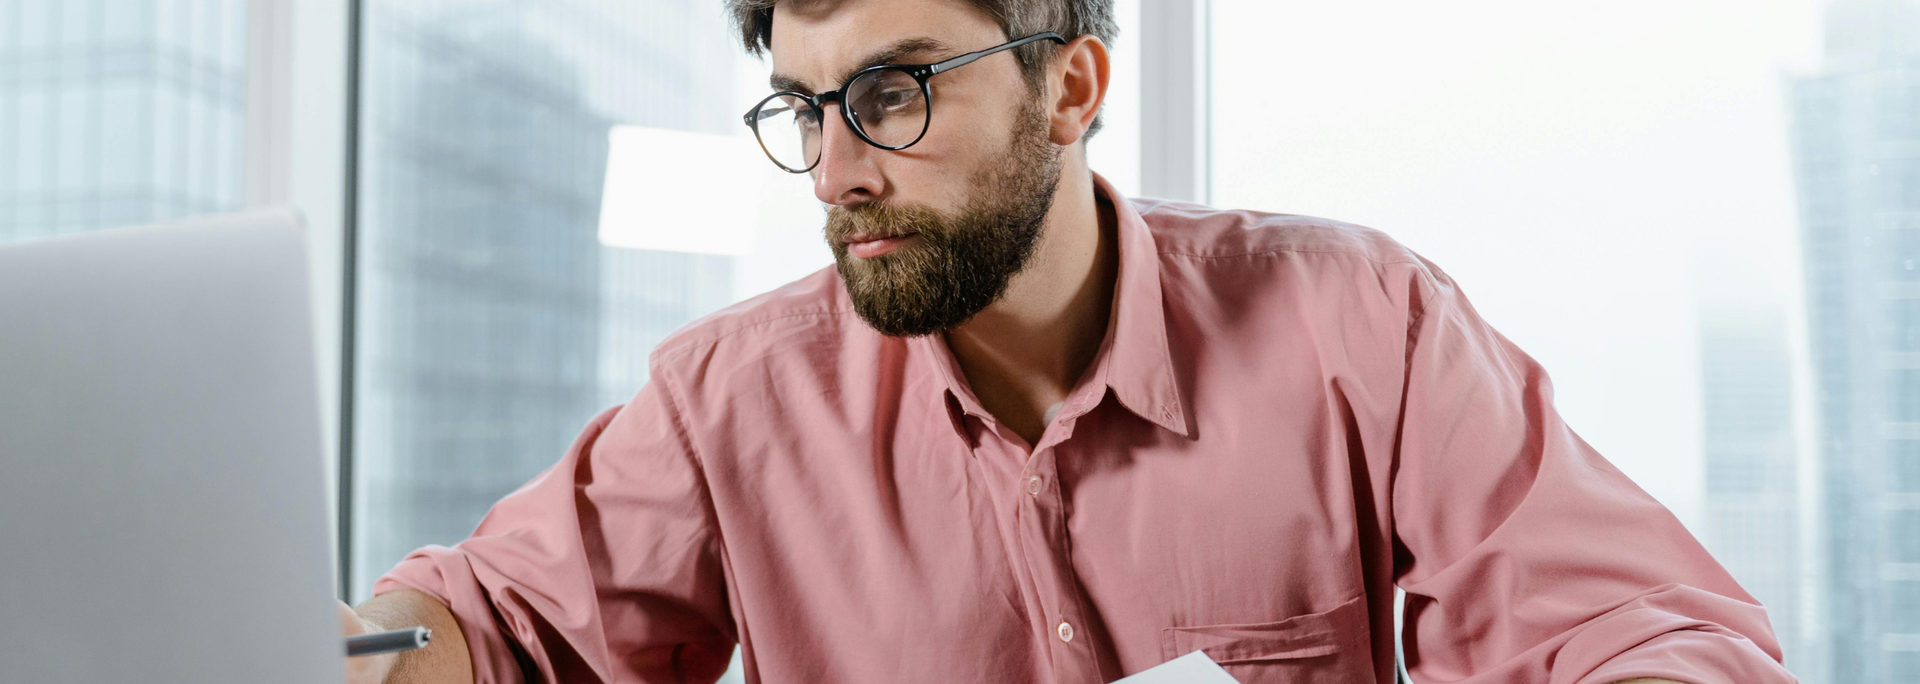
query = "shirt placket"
(1014, 426, 1105, 684)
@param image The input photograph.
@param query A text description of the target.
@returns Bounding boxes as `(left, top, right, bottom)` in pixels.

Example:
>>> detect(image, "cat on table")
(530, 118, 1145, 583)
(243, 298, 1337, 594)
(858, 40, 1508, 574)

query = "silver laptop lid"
(0, 209, 341, 683)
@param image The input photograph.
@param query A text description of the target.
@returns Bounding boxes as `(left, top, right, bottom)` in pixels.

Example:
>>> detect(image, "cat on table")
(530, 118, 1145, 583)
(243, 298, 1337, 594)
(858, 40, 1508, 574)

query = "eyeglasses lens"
(751, 94, 822, 172)
(846, 69, 930, 149)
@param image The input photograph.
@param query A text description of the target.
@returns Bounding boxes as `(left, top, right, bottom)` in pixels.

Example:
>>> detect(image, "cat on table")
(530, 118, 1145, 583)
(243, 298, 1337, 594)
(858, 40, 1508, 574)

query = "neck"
(945, 158, 1118, 443)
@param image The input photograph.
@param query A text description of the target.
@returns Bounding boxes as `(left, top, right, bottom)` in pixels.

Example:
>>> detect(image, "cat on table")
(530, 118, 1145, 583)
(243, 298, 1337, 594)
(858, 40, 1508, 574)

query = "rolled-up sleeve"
(1389, 261, 1794, 684)
(372, 373, 734, 684)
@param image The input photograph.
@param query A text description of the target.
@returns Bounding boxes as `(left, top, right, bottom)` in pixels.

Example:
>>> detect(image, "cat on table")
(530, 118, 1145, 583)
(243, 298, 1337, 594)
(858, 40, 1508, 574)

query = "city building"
(0, 0, 248, 245)
(1696, 305, 1808, 677)
(1790, 0, 1920, 679)
(348, 0, 738, 597)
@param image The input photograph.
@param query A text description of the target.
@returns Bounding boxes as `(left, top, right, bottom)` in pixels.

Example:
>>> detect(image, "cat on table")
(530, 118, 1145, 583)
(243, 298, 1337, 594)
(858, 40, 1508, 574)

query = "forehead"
(768, 0, 1007, 91)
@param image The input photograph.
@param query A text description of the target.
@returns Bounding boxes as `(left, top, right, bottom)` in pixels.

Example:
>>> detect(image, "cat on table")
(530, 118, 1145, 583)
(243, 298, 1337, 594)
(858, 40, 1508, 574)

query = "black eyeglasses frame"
(742, 31, 1069, 173)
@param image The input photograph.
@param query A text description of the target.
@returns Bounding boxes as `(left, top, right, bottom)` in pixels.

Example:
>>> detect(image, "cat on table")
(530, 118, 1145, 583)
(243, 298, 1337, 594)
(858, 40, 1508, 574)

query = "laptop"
(0, 209, 341, 682)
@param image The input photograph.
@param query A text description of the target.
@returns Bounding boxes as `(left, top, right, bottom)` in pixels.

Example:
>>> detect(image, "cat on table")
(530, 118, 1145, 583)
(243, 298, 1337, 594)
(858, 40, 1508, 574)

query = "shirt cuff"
(372, 545, 526, 684)
(1571, 620, 1795, 684)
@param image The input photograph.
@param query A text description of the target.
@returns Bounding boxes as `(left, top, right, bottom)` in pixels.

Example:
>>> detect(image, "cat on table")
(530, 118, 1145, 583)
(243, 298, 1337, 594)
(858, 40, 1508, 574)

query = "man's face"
(769, 0, 1063, 337)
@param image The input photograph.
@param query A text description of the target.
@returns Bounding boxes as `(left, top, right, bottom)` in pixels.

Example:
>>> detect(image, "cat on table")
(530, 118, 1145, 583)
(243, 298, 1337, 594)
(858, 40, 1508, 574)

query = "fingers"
(338, 601, 395, 684)
(338, 600, 369, 636)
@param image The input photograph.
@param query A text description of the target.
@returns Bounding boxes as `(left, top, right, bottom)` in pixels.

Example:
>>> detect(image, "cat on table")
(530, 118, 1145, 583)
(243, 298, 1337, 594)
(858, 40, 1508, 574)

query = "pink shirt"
(377, 174, 1791, 684)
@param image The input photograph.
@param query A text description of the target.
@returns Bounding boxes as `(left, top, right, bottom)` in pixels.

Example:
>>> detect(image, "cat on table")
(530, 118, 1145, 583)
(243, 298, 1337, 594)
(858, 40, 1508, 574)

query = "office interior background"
(1, 0, 1914, 681)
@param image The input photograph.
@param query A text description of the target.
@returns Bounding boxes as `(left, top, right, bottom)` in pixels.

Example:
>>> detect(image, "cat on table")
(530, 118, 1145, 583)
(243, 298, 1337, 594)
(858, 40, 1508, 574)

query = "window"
(0, 0, 248, 245)
(10, 1, 1901, 682)
(1207, 0, 1895, 680)
(347, 0, 734, 600)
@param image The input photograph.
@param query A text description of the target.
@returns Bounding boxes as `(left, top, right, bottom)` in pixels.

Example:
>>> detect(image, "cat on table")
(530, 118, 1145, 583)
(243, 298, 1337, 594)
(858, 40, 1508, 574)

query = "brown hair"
(727, 0, 1117, 136)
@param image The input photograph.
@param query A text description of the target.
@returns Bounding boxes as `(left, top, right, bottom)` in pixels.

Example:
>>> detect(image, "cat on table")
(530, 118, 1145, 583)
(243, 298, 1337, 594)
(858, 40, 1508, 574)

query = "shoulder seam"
(651, 308, 853, 364)
(1158, 246, 1424, 267)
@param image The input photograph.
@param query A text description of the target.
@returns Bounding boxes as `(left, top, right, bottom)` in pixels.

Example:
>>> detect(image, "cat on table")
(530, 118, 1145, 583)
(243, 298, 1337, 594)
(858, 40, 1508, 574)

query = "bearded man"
(338, 0, 1793, 682)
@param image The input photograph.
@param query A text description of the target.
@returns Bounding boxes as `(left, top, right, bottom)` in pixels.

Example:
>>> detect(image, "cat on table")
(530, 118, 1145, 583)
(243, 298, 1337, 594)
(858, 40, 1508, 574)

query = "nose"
(811, 103, 884, 206)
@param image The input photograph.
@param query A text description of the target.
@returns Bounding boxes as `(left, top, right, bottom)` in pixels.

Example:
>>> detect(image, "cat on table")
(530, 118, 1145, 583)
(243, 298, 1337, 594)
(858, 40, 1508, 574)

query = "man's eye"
(878, 89, 916, 109)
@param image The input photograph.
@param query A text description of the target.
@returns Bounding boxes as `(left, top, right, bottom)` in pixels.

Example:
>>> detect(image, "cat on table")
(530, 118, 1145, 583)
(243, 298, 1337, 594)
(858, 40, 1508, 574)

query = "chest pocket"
(1160, 593, 1370, 683)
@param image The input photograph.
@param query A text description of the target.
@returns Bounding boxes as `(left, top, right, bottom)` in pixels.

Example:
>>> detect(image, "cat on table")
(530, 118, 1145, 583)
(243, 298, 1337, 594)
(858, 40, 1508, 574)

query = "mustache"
(825, 202, 948, 242)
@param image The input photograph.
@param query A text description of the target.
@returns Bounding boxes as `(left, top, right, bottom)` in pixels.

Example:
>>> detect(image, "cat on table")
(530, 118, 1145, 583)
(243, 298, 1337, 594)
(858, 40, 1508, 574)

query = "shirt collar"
(920, 172, 1191, 440)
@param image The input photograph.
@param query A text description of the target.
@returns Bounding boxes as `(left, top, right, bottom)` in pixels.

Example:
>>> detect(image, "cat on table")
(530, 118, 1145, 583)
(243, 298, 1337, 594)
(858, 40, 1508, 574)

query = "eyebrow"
(768, 37, 954, 95)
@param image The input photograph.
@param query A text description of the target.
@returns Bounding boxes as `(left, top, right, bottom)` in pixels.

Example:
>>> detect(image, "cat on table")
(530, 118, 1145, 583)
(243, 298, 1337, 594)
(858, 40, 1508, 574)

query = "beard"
(825, 99, 1062, 338)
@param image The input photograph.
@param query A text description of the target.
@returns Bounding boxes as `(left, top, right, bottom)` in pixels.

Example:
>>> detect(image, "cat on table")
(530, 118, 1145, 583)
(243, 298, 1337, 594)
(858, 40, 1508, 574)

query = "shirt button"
(1026, 475, 1044, 496)
(1057, 620, 1074, 642)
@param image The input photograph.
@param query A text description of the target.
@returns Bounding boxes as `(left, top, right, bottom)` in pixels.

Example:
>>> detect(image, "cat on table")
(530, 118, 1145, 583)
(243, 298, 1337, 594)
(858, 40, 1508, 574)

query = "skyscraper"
(0, 0, 248, 245)
(1696, 304, 1806, 676)
(349, 0, 738, 598)
(1790, 0, 1920, 679)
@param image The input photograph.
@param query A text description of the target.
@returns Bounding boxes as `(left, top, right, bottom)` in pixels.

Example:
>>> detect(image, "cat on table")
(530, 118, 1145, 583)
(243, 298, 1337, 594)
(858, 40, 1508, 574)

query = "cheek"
(923, 88, 1014, 158)
(888, 97, 1013, 208)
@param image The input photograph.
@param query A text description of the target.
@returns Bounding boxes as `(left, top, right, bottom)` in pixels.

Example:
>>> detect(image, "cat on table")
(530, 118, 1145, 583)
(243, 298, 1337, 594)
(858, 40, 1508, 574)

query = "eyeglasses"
(742, 32, 1067, 173)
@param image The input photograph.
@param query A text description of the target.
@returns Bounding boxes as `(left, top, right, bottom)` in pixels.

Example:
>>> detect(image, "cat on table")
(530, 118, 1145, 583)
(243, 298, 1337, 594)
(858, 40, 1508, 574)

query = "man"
(339, 0, 1794, 681)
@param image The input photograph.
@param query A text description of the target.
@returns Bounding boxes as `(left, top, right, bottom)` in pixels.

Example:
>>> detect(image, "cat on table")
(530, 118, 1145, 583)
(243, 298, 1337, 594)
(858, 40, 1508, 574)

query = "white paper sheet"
(1111, 650, 1244, 683)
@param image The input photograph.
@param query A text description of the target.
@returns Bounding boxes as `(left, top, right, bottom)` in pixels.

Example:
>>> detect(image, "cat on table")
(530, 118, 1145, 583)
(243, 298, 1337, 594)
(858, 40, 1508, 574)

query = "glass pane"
(349, 2, 836, 679)
(0, 0, 248, 245)
(1210, 1, 1913, 682)
(351, 0, 732, 590)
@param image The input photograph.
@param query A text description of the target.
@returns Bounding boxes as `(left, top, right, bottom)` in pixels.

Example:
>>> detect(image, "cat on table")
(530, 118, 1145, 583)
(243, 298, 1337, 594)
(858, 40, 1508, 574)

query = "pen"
(345, 626, 432, 657)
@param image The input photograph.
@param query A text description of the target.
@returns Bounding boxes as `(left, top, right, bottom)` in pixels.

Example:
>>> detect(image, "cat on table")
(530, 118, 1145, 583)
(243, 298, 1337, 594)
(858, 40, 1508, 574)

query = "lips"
(843, 232, 918, 259)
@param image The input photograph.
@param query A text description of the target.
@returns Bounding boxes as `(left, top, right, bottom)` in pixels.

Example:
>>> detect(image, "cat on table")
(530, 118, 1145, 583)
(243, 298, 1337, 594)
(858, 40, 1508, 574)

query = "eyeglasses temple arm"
(926, 32, 1067, 76)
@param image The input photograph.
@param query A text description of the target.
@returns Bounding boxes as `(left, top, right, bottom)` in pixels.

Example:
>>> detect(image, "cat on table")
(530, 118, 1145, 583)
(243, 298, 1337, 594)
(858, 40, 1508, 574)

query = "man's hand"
(339, 589, 474, 684)
(340, 600, 398, 684)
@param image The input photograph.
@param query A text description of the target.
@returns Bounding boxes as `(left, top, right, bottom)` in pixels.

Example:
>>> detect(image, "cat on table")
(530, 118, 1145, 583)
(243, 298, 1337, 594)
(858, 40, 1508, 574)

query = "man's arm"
(1387, 260, 1792, 683)
(338, 591, 472, 684)
(367, 380, 737, 682)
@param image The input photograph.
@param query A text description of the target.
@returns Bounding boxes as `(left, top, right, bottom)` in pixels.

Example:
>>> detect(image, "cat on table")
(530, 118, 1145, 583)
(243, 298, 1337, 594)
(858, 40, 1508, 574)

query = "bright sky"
(1210, 0, 1829, 526)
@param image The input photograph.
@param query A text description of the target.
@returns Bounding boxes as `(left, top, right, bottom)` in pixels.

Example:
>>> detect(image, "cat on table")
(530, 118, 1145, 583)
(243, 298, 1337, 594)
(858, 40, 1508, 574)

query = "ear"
(1047, 35, 1110, 147)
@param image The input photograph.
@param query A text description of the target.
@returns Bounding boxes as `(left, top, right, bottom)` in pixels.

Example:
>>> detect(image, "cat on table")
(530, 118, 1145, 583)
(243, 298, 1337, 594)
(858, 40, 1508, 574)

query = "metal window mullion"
(1137, 0, 1209, 204)
(244, 0, 292, 207)
(243, 0, 357, 600)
